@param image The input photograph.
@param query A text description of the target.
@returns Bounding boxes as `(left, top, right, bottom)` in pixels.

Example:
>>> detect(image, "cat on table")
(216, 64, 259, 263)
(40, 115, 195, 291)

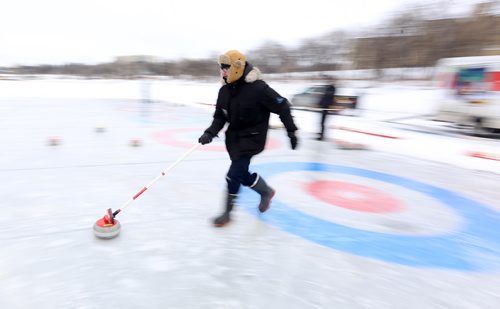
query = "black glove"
(198, 132, 213, 145)
(287, 131, 298, 150)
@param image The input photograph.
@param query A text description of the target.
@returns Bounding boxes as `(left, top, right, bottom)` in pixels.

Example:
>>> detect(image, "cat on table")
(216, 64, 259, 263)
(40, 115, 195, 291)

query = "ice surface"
(0, 78, 499, 308)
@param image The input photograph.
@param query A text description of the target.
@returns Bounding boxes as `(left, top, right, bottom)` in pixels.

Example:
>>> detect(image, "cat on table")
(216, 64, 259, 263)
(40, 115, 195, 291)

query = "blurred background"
(0, 0, 498, 78)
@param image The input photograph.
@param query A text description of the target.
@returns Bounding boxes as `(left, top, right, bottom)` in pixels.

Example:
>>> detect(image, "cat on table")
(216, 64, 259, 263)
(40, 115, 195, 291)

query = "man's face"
(220, 63, 230, 79)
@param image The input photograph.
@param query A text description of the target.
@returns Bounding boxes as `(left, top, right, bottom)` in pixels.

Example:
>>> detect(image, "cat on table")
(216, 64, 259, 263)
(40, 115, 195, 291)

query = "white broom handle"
(117, 143, 201, 213)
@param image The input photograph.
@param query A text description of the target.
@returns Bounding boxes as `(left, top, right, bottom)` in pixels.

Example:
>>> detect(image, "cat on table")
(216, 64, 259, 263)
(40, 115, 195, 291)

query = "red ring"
(305, 180, 403, 213)
(151, 128, 281, 151)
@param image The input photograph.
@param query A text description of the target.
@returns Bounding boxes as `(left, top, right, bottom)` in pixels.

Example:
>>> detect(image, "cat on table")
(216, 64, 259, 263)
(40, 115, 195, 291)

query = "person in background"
(317, 77, 336, 141)
(198, 50, 299, 227)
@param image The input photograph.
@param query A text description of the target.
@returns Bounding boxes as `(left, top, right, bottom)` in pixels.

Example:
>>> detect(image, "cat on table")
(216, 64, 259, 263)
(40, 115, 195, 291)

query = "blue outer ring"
(239, 162, 500, 271)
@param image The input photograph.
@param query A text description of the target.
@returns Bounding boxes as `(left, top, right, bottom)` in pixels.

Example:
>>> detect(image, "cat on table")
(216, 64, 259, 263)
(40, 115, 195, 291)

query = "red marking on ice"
(467, 151, 500, 162)
(334, 126, 401, 139)
(151, 128, 281, 151)
(305, 180, 403, 213)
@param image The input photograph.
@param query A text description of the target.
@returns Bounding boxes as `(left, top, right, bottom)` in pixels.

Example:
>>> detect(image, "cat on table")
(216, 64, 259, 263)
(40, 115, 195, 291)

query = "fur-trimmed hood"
(221, 62, 262, 85)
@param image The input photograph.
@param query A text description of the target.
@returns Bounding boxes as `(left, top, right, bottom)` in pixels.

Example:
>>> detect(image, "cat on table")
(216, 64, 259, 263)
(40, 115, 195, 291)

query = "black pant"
(226, 155, 257, 194)
(319, 109, 328, 138)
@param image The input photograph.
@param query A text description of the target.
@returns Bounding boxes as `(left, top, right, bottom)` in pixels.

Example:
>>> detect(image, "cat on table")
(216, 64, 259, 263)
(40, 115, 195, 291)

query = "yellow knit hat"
(218, 50, 246, 83)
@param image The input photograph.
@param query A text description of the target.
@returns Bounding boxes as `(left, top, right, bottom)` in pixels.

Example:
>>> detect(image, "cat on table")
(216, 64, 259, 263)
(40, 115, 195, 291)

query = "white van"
(433, 55, 500, 133)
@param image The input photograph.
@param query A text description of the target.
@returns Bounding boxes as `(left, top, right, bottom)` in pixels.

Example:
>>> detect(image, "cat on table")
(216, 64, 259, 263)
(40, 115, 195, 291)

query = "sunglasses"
(220, 64, 231, 70)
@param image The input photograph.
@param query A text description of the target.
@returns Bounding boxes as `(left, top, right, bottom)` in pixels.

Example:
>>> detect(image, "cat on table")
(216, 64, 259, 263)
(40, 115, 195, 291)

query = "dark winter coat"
(204, 63, 297, 160)
(319, 84, 336, 109)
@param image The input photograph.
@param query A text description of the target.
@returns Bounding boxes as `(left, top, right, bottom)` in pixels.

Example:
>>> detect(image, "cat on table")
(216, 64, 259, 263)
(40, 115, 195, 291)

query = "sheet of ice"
(2, 77, 498, 175)
(1, 77, 500, 308)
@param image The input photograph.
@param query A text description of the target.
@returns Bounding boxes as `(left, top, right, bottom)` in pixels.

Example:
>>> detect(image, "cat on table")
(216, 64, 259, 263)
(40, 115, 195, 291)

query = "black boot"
(250, 175, 276, 213)
(213, 193, 237, 227)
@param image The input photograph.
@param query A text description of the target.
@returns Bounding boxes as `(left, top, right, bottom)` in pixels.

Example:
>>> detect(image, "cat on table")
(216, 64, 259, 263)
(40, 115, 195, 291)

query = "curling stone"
(47, 136, 61, 146)
(95, 126, 106, 133)
(129, 138, 142, 147)
(334, 139, 368, 150)
(93, 209, 121, 239)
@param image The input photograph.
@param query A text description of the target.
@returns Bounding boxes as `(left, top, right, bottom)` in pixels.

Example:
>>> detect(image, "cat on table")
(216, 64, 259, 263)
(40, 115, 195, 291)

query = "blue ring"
(239, 162, 500, 271)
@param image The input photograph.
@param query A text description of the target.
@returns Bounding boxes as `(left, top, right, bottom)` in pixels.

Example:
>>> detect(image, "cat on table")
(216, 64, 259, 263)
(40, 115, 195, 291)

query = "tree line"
(5, 1, 500, 78)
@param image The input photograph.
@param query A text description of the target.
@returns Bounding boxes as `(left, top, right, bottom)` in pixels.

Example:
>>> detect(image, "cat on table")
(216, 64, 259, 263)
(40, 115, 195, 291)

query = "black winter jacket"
(204, 63, 297, 160)
(319, 84, 336, 109)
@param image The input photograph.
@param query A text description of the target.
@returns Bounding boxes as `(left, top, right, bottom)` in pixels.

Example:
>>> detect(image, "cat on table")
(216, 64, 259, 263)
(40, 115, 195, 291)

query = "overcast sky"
(0, 0, 480, 66)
